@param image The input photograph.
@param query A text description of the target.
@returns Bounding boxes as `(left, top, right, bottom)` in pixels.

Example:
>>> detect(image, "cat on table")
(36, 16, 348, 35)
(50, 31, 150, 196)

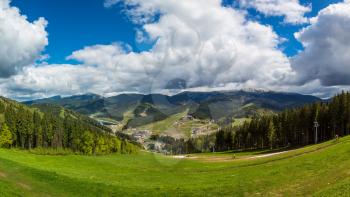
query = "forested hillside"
(0, 97, 138, 154)
(155, 92, 350, 154)
(25, 90, 321, 128)
(216, 91, 350, 151)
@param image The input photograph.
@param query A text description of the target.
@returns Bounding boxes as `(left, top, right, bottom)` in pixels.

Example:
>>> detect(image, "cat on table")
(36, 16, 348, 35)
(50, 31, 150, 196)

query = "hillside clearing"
(0, 136, 349, 196)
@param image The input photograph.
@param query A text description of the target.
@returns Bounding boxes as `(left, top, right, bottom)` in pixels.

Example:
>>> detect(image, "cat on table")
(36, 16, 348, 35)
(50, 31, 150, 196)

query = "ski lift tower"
(314, 121, 319, 144)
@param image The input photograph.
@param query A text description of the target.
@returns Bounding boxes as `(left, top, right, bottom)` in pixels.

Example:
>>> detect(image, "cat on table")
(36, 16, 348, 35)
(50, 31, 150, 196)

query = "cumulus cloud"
(2, 0, 297, 100)
(0, 64, 109, 100)
(4, 0, 350, 100)
(0, 0, 48, 78)
(292, 1, 350, 86)
(239, 0, 311, 24)
(73, 0, 292, 92)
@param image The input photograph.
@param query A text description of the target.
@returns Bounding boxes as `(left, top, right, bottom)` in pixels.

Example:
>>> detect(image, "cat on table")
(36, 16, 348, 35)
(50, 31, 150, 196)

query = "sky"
(0, 0, 350, 100)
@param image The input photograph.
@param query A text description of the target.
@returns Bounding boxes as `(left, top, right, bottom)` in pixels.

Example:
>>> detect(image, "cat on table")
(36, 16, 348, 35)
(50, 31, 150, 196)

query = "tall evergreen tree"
(0, 123, 13, 148)
(267, 120, 276, 149)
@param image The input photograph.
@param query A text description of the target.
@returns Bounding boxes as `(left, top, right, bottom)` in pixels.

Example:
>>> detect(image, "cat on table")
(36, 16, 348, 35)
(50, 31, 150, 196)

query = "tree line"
(214, 91, 350, 152)
(152, 91, 350, 154)
(0, 97, 138, 154)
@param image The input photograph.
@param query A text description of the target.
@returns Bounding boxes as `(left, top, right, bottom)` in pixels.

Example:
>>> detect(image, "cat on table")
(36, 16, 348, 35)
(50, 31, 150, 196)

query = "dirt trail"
(174, 141, 340, 165)
(17, 182, 31, 190)
(247, 150, 291, 159)
(0, 171, 7, 178)
(172, 150, 293, 162)
(172, 147, 324, 162)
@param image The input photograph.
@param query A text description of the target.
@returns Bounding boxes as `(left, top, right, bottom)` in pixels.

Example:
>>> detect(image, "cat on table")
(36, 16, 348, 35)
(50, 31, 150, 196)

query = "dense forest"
(0, 97, 138, 154)
(153, 92, 350, 154)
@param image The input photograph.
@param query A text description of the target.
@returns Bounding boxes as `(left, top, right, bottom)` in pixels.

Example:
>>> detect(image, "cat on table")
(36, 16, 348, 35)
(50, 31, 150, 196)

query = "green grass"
(137, 110, 219, 138)
(0, 114, 4, 123)
(232, 118, 251, 127)
(0, 137, 350, 196)
(59, 109, 65, 118)
(138, 110, 188, 134)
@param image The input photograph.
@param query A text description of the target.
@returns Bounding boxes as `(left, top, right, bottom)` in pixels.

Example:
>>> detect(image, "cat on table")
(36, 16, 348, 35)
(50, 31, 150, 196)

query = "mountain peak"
(239, 88, 271, 93)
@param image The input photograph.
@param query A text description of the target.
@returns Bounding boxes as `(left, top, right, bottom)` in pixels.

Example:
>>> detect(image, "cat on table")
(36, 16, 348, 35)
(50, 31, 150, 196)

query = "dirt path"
(247, 150, 291, 159)
(167, 141, 342, 174)
(171, 150, 293, 162)
(170, 141, 341, 163)
(0, 171, 7, 178)
(172, 146, 326, 162)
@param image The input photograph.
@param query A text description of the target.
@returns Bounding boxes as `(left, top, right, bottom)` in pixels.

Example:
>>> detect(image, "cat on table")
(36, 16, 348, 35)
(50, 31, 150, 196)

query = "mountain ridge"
(24, 90, 322, 129)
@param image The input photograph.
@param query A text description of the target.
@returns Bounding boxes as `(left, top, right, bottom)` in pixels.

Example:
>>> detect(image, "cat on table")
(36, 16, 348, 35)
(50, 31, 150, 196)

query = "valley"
(25, 90, 321, 151)
(1, 90, 350, 196)
(2, 0, 350, 196)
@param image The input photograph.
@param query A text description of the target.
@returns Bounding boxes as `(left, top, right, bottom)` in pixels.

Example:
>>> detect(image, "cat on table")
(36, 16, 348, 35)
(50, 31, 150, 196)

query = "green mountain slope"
(0, 136, 349, 196)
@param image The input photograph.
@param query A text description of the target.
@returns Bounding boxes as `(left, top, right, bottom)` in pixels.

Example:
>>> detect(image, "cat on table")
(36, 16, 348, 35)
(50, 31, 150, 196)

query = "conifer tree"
(268, 120, 276, 149)
(0, 123, 13, 148)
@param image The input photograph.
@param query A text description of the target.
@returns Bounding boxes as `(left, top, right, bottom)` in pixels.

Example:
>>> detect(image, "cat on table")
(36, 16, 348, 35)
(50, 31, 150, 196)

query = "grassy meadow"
(0, 136, 350, 196)
(136, 110, 219, 138)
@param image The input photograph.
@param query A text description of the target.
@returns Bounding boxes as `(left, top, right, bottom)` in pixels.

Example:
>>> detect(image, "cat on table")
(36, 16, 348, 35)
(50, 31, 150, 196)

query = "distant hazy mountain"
(24, 90, 321, 128)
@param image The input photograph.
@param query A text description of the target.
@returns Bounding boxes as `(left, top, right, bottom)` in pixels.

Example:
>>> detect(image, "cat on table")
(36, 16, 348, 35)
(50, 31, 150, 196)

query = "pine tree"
(0, 123, 13, 148)
(268, 120, 276, 150)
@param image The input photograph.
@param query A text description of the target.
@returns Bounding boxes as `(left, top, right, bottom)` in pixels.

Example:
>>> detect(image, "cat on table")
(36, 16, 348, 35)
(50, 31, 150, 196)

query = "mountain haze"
(24, 90, 321, 129)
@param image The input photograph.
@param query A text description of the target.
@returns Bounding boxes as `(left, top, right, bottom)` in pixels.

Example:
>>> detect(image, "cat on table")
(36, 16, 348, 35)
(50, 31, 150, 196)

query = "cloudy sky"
(0, 0, 349, 100)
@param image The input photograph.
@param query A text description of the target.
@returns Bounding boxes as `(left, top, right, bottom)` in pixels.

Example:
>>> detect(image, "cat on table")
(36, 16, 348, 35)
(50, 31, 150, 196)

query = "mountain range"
(24, 90, 322, 129)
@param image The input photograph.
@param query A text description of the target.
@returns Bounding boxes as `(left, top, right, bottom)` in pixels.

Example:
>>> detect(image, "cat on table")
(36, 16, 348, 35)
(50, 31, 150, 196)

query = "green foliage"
(0, 114, 5, 123)
(112, 138, 122, 153)
(81, 131, 94, 155)
(167, 91, 350, 154)
(95, 136, 108, 154)
(268, 120, 276, 149)
(0, 123, 12, 148)
(0, 97, 139, 154)
(121, 140, 139, 154)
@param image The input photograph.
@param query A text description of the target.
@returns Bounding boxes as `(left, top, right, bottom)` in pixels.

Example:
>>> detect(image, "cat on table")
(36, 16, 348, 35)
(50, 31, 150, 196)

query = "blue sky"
(1, 0, 350, 100)
(11, 0, 342, 63)
(244, 0, 343, 56)
(11, 0, 138, 64)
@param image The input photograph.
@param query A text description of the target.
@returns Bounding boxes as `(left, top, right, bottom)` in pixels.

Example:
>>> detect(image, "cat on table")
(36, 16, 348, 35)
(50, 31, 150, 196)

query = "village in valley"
(116, 114, 220, 153)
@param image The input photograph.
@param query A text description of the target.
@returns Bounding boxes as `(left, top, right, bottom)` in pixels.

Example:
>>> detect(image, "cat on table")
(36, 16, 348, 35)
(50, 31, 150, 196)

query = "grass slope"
(136, 110, 219, 138)
(137, 110, 188, 134)
(0, 136, 350, 196)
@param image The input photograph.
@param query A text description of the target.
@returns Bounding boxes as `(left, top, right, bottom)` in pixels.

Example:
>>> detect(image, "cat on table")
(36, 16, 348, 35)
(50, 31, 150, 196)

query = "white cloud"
(0, 0, 48, 78)
(3, 0, 350, 100)
(2, 0, 296, 99)
(0, 64, 109, 100)
(104, 0, 118, 8)
(292, 1, 350, 86)
(239, 0, 311, 24)
(84, 0, 293, 90)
